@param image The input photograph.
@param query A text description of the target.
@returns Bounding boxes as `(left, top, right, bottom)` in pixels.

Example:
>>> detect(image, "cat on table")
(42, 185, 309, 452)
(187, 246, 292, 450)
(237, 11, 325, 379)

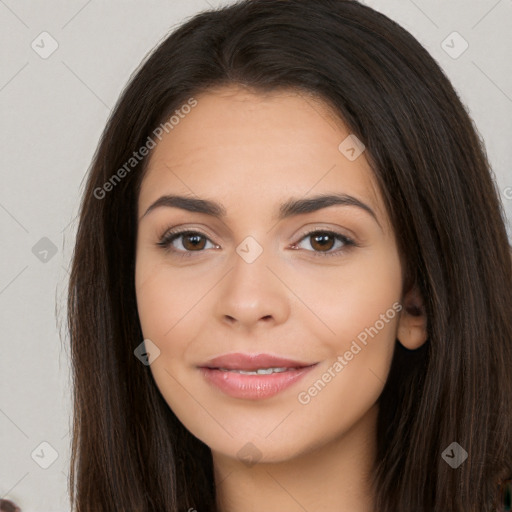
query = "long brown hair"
(66, 0, 512, 510)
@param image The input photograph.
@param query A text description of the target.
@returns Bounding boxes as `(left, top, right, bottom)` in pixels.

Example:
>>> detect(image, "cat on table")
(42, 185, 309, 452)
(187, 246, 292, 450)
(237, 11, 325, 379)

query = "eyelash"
(156, 228, 357, 259)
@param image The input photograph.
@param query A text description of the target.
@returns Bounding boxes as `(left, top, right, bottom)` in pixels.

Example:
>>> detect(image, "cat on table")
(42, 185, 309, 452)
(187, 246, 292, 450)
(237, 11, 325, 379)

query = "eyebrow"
(140, 193, 381, 229)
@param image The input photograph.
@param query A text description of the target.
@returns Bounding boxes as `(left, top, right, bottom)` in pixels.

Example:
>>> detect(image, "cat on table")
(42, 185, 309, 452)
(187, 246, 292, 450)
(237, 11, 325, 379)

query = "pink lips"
(198, 352, 318, 400)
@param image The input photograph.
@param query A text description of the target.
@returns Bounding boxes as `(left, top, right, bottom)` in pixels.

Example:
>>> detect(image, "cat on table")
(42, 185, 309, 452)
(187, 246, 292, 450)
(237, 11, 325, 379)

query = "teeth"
(217, 367, 296, 375)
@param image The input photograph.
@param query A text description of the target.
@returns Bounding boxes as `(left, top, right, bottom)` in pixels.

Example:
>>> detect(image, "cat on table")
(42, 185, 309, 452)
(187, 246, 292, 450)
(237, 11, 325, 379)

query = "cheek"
(294, 249, 402, 348)
(290, 249, 402, 406)
(291, 284, 400, 452)
(135, 261, 210, 424)
(135, 256, 202, 347)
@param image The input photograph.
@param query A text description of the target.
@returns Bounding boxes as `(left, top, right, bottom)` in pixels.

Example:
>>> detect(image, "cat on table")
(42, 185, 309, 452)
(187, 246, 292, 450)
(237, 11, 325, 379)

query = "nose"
(214, 242, 290, 330)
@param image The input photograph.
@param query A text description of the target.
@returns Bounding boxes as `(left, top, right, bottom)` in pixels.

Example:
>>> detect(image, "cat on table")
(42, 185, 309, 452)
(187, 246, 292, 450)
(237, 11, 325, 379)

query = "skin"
(135, 84, 428, 512)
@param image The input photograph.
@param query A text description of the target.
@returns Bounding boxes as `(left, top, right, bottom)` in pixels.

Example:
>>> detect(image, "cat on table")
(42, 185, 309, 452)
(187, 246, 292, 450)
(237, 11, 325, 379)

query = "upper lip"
(199, 353, 316, 371)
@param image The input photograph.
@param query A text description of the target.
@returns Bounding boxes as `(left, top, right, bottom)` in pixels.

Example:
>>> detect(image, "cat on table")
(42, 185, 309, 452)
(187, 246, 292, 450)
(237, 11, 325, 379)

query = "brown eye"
(157, 230, 216, 254)
(181, 233, 207, 251)
(294, 230, 355, 257)
(309, 232, 336, 252)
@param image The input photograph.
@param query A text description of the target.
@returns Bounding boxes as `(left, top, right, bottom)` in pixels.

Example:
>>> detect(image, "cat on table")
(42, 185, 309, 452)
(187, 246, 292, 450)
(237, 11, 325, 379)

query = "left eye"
(293, 230, 355, 256)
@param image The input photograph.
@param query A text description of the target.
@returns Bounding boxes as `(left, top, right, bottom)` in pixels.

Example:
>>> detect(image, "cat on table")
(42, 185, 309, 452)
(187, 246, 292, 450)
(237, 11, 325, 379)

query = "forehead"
(138, 85, 385, 224)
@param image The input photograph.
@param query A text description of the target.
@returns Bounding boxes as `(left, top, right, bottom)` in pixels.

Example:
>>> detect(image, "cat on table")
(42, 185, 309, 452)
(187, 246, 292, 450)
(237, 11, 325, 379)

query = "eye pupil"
(311, 233, 335, 251)
(183, 234, 206, 251)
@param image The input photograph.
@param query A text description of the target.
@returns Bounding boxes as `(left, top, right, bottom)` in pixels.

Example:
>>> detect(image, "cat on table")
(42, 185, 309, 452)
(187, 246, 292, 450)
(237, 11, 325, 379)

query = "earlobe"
(397, 285, 428, 350)
(397, 322, 428, 350)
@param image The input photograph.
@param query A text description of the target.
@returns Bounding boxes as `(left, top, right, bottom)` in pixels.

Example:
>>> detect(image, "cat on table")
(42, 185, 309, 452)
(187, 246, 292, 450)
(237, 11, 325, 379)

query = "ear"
(397, 285, 428, 350)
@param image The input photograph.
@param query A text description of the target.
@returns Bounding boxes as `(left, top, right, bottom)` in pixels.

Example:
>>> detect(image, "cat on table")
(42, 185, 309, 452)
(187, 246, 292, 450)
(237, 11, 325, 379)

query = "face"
(135, 85, 404, 464)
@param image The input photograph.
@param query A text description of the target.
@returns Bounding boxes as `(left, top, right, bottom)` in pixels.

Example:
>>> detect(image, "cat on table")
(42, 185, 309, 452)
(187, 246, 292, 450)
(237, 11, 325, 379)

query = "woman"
(66, 0, 512, 510)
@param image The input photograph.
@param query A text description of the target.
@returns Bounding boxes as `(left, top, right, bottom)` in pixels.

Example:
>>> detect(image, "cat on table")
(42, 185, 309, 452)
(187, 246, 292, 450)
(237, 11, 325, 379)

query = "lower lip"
(198, 365, 317, 400)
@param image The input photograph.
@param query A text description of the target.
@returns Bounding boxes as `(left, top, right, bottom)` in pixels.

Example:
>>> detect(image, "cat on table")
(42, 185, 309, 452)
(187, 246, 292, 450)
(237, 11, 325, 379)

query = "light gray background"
(1, 1, 511, 510)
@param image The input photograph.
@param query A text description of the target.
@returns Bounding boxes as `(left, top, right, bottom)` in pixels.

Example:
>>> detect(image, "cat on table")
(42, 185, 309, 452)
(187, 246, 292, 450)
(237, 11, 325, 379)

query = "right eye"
(156, 229, 218, 256)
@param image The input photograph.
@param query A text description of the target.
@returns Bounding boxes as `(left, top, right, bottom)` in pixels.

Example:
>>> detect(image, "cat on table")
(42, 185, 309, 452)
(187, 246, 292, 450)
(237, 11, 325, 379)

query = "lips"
(197, 352, 318, 400)
(199, 352, 314, 371)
